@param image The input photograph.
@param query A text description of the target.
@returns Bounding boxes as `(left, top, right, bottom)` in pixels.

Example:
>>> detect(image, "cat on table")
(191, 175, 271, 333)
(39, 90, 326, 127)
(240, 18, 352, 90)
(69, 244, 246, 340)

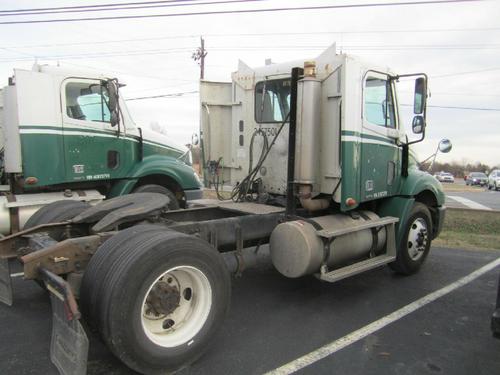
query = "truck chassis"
(0, 192, 402, 375)
(0, 57, 444, 374)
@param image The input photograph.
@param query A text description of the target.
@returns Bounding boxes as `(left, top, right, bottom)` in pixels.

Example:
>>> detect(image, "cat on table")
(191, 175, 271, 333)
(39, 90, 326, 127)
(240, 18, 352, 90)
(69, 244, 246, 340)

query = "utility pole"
(192, 36, 207, 79)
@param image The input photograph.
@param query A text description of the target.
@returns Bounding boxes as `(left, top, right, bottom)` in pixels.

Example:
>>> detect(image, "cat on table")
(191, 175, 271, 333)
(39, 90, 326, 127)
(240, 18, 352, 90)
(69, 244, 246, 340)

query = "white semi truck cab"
(0, 64, 203, 234)
(0, 45, 445, 375)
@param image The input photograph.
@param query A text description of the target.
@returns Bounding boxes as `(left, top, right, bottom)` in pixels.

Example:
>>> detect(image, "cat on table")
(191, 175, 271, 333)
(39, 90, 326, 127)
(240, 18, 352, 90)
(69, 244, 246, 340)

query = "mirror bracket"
(105, 78, 121, 129)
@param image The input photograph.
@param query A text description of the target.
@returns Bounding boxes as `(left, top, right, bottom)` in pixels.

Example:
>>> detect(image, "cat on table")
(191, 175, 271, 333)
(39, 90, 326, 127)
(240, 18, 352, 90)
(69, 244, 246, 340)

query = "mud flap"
(0, 258, 13, 306)
(40, 268, 89, 375)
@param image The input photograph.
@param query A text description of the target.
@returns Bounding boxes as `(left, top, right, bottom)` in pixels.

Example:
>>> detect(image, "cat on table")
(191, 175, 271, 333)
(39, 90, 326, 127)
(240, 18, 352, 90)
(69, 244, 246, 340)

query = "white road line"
(265, 257, 500, 375)
(447, 195, 492, 210)
(10, 272, 24, 278)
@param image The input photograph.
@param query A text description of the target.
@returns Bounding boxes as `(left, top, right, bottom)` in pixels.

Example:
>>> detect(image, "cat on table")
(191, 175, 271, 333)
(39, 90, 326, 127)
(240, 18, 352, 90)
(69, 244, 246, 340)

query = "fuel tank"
(269, 211, 386, 278)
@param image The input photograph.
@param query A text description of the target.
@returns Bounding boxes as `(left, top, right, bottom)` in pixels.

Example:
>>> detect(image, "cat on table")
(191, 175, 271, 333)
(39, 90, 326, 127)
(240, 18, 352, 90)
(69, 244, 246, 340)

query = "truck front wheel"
(133, 184, 180, 210)
(390, 202, 432, 275)
(81, 225, 231, 374)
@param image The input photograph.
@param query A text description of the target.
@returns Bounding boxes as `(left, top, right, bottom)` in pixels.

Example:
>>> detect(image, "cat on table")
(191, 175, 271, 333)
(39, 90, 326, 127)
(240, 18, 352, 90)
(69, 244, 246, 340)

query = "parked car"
(488, 169, 500, 191)
(434, 171, 455, 183)
(465, 172, 488, 186)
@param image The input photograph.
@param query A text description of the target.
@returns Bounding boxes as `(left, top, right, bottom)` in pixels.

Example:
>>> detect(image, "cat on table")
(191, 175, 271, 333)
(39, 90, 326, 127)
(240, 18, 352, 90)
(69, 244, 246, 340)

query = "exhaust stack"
(294, 61, 329, 211)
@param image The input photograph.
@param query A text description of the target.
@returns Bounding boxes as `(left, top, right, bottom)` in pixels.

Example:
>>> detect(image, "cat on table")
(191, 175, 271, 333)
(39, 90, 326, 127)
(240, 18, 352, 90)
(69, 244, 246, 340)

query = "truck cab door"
(359, 72, 401, 202)
(62, 79, 125, 183)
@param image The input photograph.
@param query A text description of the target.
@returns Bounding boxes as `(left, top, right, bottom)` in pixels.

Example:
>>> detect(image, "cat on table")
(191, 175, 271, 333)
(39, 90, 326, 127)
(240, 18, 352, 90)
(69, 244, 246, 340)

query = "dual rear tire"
(80, 225, 231, 374)
(133, 184, 180, 210)
(24, 200, 91, 239)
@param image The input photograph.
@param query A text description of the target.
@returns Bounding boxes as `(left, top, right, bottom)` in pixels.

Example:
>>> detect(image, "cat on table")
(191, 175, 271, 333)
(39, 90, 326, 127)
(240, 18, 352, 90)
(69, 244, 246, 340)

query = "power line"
(0, 47, 197, 62)
(428, 104, 500, 111)
(5, 27, 500, 50)
(126, 90, 199, 100)
(429, 91, 500, 97)
(431, 67, 500, 78)
(400, 103, 500, 111)
(3, 43, 500, 63)
(127, 95, 500, 111)
(0, 0, 244, 13)
(0, 0, 270, 17)
(399, 89, 500, 97)
(207, 44, 500, 51)
(126, 92, 500, 110)
(0, 0, 486, 25)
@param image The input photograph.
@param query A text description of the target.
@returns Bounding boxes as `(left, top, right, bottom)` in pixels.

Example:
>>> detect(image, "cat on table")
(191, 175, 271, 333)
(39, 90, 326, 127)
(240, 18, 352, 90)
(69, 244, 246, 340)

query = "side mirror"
(438, 138, 452, 153)
(191, 133, 199, 146)
(88, 84, 101, 95)
(414, 77, 427, 115)
(412, 115, 425, 134)
(106, 79, 120, 127)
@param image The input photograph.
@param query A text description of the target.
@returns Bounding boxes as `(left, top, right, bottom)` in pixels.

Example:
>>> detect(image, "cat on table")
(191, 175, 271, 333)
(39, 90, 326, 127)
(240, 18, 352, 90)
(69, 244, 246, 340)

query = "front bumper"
(184, 188, 203, 202)
(433, 205, 446, 239)
(471, 180, 487, 185)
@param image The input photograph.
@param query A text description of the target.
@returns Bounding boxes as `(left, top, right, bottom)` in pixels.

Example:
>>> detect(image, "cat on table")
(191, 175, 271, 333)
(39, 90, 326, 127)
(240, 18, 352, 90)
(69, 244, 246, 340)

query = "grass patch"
(433, 230, 500, 251)
(433, 208, 500, 251)
(442, 208, 500, 234)
(440, 183, 483, 193)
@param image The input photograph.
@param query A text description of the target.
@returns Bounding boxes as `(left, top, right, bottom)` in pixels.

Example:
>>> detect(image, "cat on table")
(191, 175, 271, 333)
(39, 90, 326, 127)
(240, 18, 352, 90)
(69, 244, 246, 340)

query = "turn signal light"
(345, 197, 357, 207)
(25, 177, 38, 185)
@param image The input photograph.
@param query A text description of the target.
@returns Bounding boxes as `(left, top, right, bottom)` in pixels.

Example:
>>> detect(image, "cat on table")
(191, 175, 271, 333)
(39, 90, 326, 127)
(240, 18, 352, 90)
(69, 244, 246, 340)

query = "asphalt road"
(446, 189, 500, 211)
(1, 247, 499, 375)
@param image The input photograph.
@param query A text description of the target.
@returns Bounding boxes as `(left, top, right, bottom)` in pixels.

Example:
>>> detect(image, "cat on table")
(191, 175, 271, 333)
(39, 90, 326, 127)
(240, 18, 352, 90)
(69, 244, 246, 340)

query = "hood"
(139, 126, 188, 154)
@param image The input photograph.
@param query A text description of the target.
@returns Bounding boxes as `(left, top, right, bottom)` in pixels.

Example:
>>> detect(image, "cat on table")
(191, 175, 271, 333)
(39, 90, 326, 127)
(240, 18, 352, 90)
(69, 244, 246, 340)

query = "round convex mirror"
(438, 138, 452, 153)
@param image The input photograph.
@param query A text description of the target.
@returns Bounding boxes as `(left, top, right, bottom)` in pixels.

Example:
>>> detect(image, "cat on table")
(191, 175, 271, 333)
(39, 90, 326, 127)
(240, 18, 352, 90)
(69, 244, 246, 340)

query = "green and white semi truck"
(0, 45, 445, 375)
(0, 64, 203, 235)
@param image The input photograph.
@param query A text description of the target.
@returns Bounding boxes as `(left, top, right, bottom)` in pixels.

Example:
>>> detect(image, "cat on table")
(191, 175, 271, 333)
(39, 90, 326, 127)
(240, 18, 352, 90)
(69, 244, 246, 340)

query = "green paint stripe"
(19, 125, 181, 153)
(341, 130, 396, 145)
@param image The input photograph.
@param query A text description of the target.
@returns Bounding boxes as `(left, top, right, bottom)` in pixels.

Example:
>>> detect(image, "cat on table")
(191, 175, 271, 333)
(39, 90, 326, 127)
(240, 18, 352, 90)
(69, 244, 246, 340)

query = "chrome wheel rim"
(407, 218, 428, 261)
(141, 265, 212, 348)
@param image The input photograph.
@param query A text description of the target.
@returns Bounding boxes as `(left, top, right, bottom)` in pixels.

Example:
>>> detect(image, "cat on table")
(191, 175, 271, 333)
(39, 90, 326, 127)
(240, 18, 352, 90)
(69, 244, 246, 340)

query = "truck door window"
(65, 82, 111, 123)
(255, 79, 291, 123)
(364, 77, 395, 128)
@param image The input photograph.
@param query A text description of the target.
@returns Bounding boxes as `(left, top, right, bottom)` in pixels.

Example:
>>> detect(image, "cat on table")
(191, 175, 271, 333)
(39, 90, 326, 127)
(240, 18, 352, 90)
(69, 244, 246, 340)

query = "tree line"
(423, 161, 496, 178)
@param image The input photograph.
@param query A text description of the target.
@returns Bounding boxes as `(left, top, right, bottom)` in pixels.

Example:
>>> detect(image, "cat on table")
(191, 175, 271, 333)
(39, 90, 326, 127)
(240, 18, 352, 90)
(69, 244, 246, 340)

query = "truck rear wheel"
(133, 184, 180, 210)
(80, 225, 231, 374)
(390, 202, 432, 275)
(23, 200, 91, 289)
(24, 200, 91, 240)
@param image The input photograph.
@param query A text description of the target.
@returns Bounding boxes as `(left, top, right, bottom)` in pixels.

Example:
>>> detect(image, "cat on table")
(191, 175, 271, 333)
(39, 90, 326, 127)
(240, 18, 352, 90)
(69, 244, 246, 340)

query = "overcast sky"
(0, 0, 499, 167)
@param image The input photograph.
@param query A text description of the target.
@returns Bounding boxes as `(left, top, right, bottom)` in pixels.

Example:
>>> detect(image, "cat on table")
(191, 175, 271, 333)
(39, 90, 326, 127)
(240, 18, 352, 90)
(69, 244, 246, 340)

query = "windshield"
(471, 173, 486, 177)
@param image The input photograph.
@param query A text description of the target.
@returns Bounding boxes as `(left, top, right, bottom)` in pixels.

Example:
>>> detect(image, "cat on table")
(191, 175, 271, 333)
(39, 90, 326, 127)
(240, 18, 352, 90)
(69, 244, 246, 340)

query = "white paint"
(447, 195, 492, 211)
(341, 135, 399, 148)
(265, 257, 500, 375)
(10, 272, 24, 278)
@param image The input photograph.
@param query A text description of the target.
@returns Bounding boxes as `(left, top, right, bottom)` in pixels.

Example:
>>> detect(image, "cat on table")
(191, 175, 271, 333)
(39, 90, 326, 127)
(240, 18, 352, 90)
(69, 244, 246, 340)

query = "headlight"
(193, 171, 202, 185)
